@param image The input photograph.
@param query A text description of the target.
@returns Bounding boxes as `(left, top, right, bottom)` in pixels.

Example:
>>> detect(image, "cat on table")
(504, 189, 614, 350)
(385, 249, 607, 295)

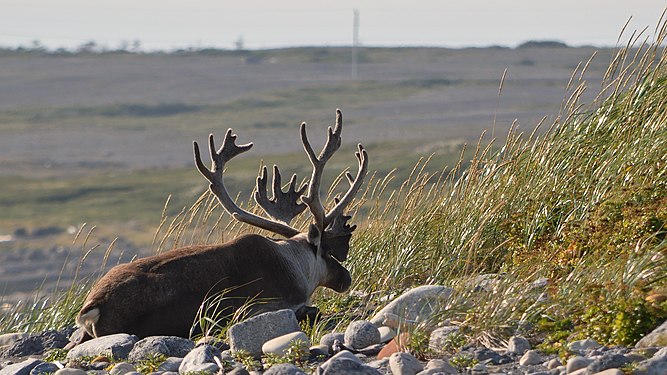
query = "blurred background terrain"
(0, 45, 613, 303)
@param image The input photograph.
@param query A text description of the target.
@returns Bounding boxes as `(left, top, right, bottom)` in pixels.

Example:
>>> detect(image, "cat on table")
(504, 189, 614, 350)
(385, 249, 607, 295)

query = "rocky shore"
(1, 286, 665, 375)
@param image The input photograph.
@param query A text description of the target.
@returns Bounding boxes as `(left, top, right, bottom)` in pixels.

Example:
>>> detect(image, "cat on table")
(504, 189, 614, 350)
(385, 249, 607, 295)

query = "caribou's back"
(78, 234, 310, 339)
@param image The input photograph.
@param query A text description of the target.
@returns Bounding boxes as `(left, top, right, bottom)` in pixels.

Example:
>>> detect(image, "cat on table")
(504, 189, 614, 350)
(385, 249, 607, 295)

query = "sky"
(1, 1, 665, 51)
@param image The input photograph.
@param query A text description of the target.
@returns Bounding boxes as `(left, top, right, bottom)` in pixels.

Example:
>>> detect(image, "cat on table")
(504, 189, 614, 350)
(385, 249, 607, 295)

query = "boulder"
(178, 344, 220, 374)
(127, 336, 194, 362)
(506, 335, 531, 355)
(344, 320, 381, 350)
(370, 285, 453, 327)
(228, 309, 300, 358)
(635, 320, 667, 348)
(634, 354, 667, 375)
(66, 333, 138, 360)
(0, 358, 42, 375)
(389, 352, 423, 375)
(428, 326, 460, 353)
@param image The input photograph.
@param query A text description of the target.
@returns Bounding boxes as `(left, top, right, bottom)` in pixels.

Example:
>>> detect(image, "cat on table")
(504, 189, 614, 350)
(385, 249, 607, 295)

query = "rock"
(633, 354, 667, 375)
(318, 356, 381, 375)
(506, 335, 531, 355)
(636, 320, 667, 348)
(592, 369, 624, 375)
(2, 330, 70, 357)
(470, 362, 488, 374)
(227, 367, 251, 375)
(546, 357, 562, 369)
(262, 331, 310, 357)
(196, 335, 229, 351)
(320, 333, 345, 354)
(585, 353, 630, 374)
(519, 349, 542, 366)
(109, 362, 136, 374)
(567, 356, 594, 373)
(309, 344, 330, 358)
(320, 350, 362, 369)
(367, 358, 389, 372)
(378, 332, 409, 359)
(228, 309, 301, 358)
(420, 358, 458, 374)
(369, 285, 453, 327)
(472, 347, 512, 365)
(0, 333, 27, 347)
(389, 352, 424, 375)
(54, 369, 87, 375)
(66, 333, 138, 360)
(264, 363, 307, 374)
(156, 357, 182, 372)
(654, 346, 667, 358)
(127, 336, 194, 362)
(568, 338, 601, 353)
(0, 358, 42, 375)
(178, 344, 220, 374)
(378, 326, 396, 343)
(345, 320, 381, 349)
(30, 362, 60, 375)
(428, 326, 460, 353)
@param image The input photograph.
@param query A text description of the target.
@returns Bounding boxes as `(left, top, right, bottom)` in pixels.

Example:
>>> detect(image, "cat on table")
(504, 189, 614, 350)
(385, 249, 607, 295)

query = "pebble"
(519, 349, 542, 366)
(262, 331, 310, 357)
(507, 335, 531, 354)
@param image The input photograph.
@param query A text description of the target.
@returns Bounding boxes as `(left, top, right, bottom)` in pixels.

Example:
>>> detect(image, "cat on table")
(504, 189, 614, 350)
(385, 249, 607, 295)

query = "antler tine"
(324, 143, 368, 228)
(254, 164, 308, 224)
(300, 109, 344, 232)
(193, 130, 301, 238)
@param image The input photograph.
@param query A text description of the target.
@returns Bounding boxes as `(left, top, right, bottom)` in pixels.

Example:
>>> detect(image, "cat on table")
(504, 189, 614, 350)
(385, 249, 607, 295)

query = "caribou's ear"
(307, 223, 321, 249)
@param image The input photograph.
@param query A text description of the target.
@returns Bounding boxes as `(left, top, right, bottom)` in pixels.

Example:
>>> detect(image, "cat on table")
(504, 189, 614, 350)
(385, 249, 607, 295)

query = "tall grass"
(2, 19, 666, 348)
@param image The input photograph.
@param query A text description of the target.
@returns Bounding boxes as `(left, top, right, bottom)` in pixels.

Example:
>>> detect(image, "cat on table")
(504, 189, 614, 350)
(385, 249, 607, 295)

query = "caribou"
(73, 109, 367, 344)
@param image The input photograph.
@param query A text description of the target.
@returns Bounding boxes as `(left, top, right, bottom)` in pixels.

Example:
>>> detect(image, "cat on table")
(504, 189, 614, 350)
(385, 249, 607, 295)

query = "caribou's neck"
(276, 233, 328, 302)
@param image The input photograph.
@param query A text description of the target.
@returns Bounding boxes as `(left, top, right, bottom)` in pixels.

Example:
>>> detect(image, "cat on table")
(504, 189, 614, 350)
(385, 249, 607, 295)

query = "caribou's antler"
(254, 165, 308, 225)
(300, 109, 368, 234)
(194, 129, 301, 238)
(194, 109, 368, 241)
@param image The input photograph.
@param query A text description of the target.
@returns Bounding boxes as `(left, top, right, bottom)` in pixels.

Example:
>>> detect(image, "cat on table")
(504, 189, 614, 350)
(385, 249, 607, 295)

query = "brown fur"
(77, 233, 350, 340)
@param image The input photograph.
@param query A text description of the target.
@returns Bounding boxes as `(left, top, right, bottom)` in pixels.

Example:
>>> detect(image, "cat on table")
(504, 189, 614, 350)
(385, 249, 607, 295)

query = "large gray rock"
(178, 344, 221, 374)
(389, 352, 423, 375)
(0, 358, 42, 375)
(634, 354, 667, 375)
(370, 285, 453, 327)
(636, 320, 667, 348)
(264, 363, 307, 374)
(127, 336, 194, 362)
(54, 369, 87, 375)
(66, 333, 138, 360)
(228, 309, 300, 358)
(567, 356, 594, 373)
(344, 320, 380, 350)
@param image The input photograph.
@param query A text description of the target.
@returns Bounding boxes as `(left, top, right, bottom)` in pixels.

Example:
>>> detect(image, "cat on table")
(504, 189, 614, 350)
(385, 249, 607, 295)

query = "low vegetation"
(1, 22, 666, 361)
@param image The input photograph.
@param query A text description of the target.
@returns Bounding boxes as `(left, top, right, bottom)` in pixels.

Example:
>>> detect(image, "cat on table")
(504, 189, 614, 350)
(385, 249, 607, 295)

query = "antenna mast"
(352, 9, 359, 79)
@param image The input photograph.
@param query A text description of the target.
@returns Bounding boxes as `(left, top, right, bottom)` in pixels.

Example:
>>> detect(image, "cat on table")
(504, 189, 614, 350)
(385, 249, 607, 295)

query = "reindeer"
(73, 109, 367, 344)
